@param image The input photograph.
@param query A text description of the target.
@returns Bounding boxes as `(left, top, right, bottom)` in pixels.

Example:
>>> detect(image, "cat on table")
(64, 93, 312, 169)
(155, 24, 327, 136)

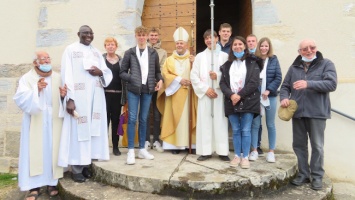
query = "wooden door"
(142, 0, 196, 56)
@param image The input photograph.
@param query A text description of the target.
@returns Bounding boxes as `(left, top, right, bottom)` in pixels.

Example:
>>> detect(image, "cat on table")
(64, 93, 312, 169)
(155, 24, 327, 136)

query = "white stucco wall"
(253, 0, 355, 184)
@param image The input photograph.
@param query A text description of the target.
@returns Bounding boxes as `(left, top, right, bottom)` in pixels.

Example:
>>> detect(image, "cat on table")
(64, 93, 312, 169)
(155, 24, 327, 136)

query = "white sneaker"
(153, 141, 164, 153)
(138, 149, 154, 160)
(249, 151, 259, 161)
(144, 141, 151, 151)
(266, 152, 276, 163)
(127, 149, 135, 165)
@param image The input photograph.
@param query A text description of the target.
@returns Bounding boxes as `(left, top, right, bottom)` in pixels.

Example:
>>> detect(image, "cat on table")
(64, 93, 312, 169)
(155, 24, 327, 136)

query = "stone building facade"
(0, 0, 355, 184)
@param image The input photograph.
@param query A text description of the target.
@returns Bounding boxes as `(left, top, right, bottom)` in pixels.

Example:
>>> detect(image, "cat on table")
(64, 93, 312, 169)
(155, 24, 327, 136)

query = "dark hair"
(228, 36, 249, 62)
(203, 29, 218, 39)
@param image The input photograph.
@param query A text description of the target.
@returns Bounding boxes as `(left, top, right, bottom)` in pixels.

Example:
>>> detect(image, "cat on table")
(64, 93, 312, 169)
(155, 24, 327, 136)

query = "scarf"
(229, 60, 246, 94)
(136, 45, 149, 84)
(260, 57, 270, 115)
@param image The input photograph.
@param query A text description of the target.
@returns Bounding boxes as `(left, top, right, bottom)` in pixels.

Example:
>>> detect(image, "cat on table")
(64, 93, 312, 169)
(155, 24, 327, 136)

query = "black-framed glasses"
(299, 46, 316, 52)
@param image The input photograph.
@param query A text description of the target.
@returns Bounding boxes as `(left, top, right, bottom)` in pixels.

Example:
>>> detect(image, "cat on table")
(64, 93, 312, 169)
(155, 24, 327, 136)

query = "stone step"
(58, 172, 333, 200)
(92, 149, 297, 197)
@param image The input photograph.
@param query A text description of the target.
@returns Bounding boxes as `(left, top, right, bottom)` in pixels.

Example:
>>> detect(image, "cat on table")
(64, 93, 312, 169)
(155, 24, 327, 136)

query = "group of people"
(14, 22, 337, 199)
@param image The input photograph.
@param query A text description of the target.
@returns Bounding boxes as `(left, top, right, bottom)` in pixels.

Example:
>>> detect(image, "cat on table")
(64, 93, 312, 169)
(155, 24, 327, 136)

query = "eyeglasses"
(80, 31, 94, 35)
(38, 57, 51, 61)
(299, 46, 316, 52)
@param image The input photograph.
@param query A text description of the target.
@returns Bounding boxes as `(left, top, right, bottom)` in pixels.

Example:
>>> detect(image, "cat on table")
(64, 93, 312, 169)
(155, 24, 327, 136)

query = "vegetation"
(0, 173, 17, 189)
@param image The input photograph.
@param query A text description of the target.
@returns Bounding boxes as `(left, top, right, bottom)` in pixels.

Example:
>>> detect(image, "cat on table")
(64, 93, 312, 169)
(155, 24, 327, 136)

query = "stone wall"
(0, 0, 145, 173)
(0, 63, 32, 172)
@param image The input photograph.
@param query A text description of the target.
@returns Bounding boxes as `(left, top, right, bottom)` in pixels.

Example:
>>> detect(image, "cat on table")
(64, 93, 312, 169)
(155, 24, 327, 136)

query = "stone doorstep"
(58, 172, 333, 200)
(89, 149, 304, 198)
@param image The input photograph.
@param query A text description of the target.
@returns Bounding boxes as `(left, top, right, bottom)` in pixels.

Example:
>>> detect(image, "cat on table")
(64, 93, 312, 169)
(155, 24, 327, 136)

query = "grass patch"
(0, 173, 17, 189)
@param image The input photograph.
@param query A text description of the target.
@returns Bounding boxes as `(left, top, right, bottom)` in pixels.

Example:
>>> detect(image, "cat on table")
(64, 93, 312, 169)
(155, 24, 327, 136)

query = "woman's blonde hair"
(255, 37, 274, 58)
(104, 37, 118, 47)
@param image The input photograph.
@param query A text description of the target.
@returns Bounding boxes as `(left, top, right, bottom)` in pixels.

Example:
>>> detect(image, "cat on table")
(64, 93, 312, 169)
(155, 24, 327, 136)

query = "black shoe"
(291, 176, 310, 186)
(311, 179, 323, 190)
(197, 155, 212, 161)
(172, 150, 180, 154)
(257, 147, 264, 155)
(82, 167, 92, 178)
(219, 155, 231, 162)
(113, 148, 121, 156)
(71, 173, 86, 183)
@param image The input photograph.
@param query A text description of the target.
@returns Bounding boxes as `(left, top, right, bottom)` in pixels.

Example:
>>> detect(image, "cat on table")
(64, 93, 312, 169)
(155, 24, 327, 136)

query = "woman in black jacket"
(220, 36, 261, 169)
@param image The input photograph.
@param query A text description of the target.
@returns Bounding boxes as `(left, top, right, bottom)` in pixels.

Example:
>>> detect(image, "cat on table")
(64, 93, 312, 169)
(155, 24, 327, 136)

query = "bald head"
(298, 39, 316, 50)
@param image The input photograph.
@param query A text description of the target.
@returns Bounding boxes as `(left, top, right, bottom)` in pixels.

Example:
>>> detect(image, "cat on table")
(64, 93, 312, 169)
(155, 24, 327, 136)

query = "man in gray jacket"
(280, 39, 337, 190)
(120, 26, 163, 165)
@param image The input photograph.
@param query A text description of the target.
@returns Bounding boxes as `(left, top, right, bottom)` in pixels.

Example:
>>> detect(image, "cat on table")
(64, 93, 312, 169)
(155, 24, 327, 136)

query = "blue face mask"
(233, 51, 244, 59)
(39, 64, 52, 72)
(301, 55, 317, 62)
(249, 48, 256, 53)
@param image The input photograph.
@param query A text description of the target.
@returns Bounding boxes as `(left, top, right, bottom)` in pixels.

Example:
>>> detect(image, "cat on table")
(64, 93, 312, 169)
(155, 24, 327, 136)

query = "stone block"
(117, 12, 142, 31)
(254, 1, 279, 25)
(0, 79, 14, 95)
(36, 29, 68, 47)
(5, 131, 20, 157)
(0, 96, 6, 110)
(39, 7, 47, 28)
(0, 64, 32, 78)
(10, 158, 19, 173)
(0, 157, 10, 173)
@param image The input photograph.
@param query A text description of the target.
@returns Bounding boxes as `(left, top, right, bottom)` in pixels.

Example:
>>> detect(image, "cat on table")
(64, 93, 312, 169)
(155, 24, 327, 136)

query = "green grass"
(0, 173, 17, 189)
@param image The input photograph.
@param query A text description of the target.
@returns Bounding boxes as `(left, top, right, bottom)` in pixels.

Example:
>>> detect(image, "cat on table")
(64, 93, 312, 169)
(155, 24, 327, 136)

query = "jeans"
(251, 96, 277, 150)
(145, 91, 161, 143)
(228, 112, 254, 158)
(127, 91, 153, 149)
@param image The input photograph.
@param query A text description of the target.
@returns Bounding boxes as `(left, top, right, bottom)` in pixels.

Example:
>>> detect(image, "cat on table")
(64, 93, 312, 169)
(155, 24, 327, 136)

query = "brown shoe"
(230, 156, 241, 167)
(240, 158, 250, 169)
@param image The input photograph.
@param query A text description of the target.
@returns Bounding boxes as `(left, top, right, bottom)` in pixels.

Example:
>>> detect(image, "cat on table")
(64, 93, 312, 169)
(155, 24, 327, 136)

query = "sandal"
(26, 188, 40, 200)
(47, 186, 59, 197)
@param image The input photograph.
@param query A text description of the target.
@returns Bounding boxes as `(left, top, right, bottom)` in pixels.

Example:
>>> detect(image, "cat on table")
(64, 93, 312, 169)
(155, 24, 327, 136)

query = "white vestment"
(14, 70, 64, 191)
(58, 42, 113, 166)
(190, 48, 229, 156)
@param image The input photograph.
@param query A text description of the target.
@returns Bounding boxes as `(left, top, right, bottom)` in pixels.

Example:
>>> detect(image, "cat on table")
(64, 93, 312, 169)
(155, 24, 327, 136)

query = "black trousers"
(105, 92, 122, 149)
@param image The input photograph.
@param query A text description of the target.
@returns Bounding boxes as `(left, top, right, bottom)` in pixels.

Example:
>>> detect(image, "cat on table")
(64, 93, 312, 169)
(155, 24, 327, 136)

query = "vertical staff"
(210, 0, 215, 118)
(189, 20, 195, 154)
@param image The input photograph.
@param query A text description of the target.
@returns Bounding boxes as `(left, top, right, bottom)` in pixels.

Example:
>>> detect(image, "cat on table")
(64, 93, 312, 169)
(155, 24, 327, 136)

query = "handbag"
(119, 103, 139, 147)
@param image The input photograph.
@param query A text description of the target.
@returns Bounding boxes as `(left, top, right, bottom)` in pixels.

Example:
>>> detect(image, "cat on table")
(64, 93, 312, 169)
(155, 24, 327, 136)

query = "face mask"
(39, 64, 52, 72)
(233, 51, 244, 59)
(301, 55, 317, 62)
(249, 48, 256, 53)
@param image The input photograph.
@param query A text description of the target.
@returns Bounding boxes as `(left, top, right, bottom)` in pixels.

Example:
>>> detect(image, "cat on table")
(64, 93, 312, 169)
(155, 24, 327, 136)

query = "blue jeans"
(228, 113, 254, 158)
(127, 91, 153, 149)
(251, 96, 277, 150)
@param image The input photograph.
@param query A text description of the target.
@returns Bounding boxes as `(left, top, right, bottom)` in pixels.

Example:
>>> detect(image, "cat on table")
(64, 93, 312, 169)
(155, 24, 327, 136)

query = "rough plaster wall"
(0, 0, 145, 173)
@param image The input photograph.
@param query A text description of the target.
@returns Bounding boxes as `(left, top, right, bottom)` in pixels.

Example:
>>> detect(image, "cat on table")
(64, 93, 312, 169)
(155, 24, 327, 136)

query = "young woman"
(249, 37, 282, 163)
(220, 36, 261, 169)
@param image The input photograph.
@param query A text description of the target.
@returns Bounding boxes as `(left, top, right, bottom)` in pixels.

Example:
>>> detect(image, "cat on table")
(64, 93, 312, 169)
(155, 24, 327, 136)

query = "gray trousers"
(292, 118, 326, 180)
(71, 165, 87, 174)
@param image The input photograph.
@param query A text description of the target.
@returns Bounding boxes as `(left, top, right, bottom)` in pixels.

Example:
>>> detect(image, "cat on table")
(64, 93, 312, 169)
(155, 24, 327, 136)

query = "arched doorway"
(196, 0, 252, 53)
(142, 0, 252, 55)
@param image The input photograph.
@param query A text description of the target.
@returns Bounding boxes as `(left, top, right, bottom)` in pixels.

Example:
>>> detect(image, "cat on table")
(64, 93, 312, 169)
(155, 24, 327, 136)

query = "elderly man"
(120, 26, 163, 165)
(145, 27, 167, 153)
(59, 25, 113, 183)
(190, 29, 230, 162)
(217, 23, 233, 53)
(14, 51, 66, 199)
(280, 39, 337, 190)
(157, 27, 197, 154)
